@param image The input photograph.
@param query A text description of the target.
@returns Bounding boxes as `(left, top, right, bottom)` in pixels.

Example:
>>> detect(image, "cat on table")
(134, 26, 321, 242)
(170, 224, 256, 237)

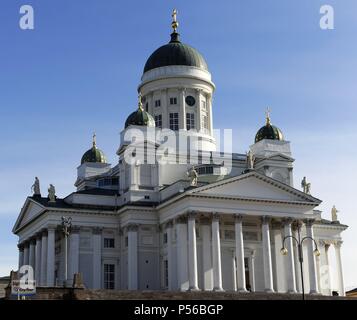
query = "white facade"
(13, 18, 347, 296)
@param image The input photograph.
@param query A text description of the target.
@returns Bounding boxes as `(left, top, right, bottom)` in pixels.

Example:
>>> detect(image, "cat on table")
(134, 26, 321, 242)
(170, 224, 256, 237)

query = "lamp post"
(280, 221, 320, 300)
(61, 216, 72, 287)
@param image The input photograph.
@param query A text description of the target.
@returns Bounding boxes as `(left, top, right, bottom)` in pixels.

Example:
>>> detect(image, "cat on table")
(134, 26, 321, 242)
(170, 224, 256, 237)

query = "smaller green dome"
(81, 134, 107, 164)
(255, 113, 284, 143)
(125, 95, 156, 129)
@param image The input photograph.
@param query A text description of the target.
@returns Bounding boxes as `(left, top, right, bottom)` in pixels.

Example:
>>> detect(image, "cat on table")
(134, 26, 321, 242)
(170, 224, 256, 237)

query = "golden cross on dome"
(265, 107, 271, 125)
(92, 132, 97, 148)
(171, 9, 179, 33)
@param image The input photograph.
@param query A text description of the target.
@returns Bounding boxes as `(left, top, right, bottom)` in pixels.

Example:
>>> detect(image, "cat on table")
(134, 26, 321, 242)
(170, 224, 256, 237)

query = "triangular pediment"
(13, 198, 46, 232)
(265, 153, 294, 161)
(190, 171, 321, 204)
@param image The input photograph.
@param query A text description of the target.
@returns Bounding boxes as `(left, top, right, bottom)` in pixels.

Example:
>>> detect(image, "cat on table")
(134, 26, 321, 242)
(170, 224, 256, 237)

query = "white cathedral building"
(13, 11, 347, 296)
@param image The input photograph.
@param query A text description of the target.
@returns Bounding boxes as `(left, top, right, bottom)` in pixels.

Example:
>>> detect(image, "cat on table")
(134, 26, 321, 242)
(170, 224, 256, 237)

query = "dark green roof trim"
(143, 32, 208, 73)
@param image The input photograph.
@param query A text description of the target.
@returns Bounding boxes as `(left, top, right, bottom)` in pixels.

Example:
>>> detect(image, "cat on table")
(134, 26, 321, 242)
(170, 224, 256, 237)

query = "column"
(231, 250, 237, 291)
(127, 224, 138, 290)
(249, 250, 256, 292)
(176, 216, 189, 291)
(283, 218, 297, 293)
(212, 213, 223, 291)
(162, 89, 168, 128)
(35, 234, 42, 284)
(23, 242, 29, 266)
(40, 230, 48, 286)
(179, 88, 186, 130)
(46, 226, 55, 286)
(165, 221, 174, 290)
(261, 216, 274, 292)
(293, 225, 302, 293)
(195, 89, 202, 132)
(316, 244, 322, 294)
(324, 243, 332, 295)
(29, 238, 36, 272)
(207, 92, 213, 135)
(18, 244, 24, 269)
(305, 219, 318, 294)
(272, 223, 286, 292)
(68, 226, 80, 284)
(187, 212, 199, 291)
(93, 227, 102, 289)
(234, 214, 247, 292)
(334, 241, 345, 296)
(201, 218, 213, 290)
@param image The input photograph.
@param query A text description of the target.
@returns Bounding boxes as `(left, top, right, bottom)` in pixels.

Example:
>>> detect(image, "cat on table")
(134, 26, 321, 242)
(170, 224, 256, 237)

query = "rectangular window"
(145, 102, 149, 112)
(155, 99, 161, 107)
(155, 114, 162, 128)
(104, 264, 115, 290)
(163, 233, 168, 244)
(104, 238, 115, 248)
(202, 115, 209, 132)
(197, 166, 214, 175)
(169, 113, 179, 131)
(170, 97, 177, 105)
(164, 260, 169, 288)
(186, 113, 195, 130)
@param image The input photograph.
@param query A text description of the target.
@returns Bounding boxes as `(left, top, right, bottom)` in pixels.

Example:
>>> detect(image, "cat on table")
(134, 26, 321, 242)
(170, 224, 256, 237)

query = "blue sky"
(0, 0, 356, 289)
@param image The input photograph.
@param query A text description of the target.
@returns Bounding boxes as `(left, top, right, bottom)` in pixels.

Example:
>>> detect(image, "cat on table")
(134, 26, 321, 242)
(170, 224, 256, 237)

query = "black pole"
(297, 224, 305, 301)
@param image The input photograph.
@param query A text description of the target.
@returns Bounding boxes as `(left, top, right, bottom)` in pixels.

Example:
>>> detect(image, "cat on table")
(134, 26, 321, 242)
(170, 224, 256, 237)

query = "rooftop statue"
(301, 176, 311, 194)
(246, 150, 255, 170)
(331, 205, 339, 222)
(187, 166, 198, 187)
(31, 177, 41, 196)
(48, 184, 56, 202)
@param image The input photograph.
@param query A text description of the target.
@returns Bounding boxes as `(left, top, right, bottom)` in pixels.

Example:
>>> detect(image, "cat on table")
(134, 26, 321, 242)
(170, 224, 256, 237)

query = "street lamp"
(61, 216, 72, 287)
(280, 221, 320, 300)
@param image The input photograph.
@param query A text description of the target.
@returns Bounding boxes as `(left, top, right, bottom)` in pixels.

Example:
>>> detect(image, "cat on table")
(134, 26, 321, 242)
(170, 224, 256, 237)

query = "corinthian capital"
(234, 214, 244, 223)
(261, 216, 271, 225)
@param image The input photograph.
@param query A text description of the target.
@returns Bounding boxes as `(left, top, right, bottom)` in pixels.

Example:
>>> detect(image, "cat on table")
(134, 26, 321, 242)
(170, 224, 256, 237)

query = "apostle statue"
(246, 150, 255, 170)
(31, 177, 41, 196)
(187, 166, 198, 187)
(48, 184, 56, 202)
(301, 176, 311, 194)
(331, 205, 339, 222)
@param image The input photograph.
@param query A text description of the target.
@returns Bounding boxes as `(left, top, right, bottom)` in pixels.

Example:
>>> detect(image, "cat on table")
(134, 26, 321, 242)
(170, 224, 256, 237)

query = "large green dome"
(143, 32, 208, 73)
(255, 115, 284, 143)
(81, 135, 107, 164)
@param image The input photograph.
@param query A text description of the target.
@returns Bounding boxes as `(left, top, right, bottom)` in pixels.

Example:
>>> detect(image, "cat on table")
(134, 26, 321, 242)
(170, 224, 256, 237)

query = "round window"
(185, 95, 196, 106)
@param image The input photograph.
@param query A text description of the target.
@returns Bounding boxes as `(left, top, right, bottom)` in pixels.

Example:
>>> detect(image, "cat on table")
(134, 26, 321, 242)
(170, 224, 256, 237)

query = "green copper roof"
(125, 106, 156, 129)
(143, 32, 208, 73)
(81, 135, 107, 164)
(255, 122, 284, 143)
